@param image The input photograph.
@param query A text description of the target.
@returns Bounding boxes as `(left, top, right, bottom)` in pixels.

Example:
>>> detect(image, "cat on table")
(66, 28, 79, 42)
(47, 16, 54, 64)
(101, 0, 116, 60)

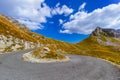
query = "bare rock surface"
(92, 27, 120, 39)
(0, 49, 120, 80)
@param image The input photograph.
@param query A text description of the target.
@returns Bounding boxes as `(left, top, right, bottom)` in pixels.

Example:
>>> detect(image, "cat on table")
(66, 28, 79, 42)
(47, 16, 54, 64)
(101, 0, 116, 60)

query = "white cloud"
(0, 1, 74, 30)
(0, 0, 51, 30)
(59, 19, 64, 24)
(17, 18, 43, 30)
(56, 3, 60, 7)
(52, 4, 73, 16)
(79, 2, 86, 10)
(60, 3, 120, 34)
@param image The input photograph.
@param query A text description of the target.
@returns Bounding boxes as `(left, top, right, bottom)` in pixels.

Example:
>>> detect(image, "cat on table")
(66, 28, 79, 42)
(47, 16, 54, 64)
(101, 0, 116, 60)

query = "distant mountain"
(91, 27, 120, 46)
(77, 27, 120, 64)
(92, 27, 120, 39)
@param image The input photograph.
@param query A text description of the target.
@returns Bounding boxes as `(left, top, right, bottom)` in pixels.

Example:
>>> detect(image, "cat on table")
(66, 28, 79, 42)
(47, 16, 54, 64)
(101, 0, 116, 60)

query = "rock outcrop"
(92, 27, 120, 39)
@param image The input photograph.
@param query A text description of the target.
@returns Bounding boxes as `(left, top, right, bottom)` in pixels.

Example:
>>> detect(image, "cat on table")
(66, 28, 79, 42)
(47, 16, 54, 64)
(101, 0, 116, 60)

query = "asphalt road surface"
(0, 49, 120, 80)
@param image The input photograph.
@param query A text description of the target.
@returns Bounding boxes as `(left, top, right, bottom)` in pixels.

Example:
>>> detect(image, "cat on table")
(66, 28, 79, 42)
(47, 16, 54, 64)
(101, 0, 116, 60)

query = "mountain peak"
(91, 26, 103, 36)
(91, 27, 120, 38)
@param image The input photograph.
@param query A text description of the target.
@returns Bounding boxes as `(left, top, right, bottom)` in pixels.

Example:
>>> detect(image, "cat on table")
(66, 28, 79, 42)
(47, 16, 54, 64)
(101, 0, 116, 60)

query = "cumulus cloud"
(59, 19, 64, 24)
(60, 2, 120, 34)
(0, 0, 52, 30)
(79, 2, 86, 10)
(17, 18, 44, 30)
(52, 4, 73, 16)
(0, 1, 74, 30)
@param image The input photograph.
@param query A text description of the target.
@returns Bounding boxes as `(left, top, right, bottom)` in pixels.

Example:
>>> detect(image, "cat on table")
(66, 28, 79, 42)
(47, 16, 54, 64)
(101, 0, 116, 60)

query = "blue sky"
(0, 0, 120, 43)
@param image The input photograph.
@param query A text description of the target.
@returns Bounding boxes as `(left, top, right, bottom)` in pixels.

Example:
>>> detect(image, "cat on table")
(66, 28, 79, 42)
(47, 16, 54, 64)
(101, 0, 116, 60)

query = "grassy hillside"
(0, 15, 37, 42)
(0, 15, 39, 53)
(77, 35, 120, 65)
(1, 14, 120, 65)
(22, 30, 80, 54)
(1, 14, 81, 54)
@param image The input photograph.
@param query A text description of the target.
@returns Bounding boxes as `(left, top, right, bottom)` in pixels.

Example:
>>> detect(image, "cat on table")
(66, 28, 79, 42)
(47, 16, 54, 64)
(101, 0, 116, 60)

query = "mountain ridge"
(92, 27, 120, 38)
(0, 14, 120, 64)
(77, 27, 120, 64)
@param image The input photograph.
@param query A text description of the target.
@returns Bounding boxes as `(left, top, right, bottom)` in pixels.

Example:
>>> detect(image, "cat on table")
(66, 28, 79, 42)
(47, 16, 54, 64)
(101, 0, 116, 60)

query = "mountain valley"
(0, 14, 120, 64)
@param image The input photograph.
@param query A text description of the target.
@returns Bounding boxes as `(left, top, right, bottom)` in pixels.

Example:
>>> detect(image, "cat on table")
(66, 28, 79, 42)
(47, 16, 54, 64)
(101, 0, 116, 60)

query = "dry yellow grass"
(31, 48, 66, 60)
(1, 14, 120, 65)
(76, 35, 120, 65)
(0, 15, 37, 43)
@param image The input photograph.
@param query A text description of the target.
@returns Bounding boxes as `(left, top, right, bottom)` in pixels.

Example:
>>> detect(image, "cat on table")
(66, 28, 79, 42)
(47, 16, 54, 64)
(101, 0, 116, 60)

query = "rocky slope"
(0, 14, 76, 62)
(1, 14, 80, 54)
(1, 14, 78, 51)
(0, 15, 39, 54)
(91, 27, 120, 46)
(92, 27, 120, 39)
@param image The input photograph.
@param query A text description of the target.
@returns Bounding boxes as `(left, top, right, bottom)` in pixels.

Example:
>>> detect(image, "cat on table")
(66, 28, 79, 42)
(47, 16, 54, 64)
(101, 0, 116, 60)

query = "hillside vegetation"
(0, 14, 120, 65)
(0, 15, 38, 53)
(76, 28, 120, 65)
(22, 47, 69, 63)
(1, 14, 79, 54)
(0, 15, 37, 42)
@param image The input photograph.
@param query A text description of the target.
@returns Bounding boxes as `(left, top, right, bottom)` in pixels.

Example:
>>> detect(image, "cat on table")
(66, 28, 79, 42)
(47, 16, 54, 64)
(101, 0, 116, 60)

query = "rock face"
(43, 47, 50, 53)
(0, 14, 39, 54)
(91, 27, 103, 36)
(90, 27, 120, 47)
(92, 27, 120, 39)
(102, 29, 120, 38)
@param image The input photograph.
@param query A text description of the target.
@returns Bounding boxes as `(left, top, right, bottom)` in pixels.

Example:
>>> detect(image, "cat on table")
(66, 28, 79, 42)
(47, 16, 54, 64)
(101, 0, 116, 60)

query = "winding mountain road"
(0, 49, 120, 80)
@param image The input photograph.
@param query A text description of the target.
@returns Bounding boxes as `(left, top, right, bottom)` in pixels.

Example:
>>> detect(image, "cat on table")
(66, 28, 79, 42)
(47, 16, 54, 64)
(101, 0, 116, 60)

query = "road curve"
(0, 49, 120, 80)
